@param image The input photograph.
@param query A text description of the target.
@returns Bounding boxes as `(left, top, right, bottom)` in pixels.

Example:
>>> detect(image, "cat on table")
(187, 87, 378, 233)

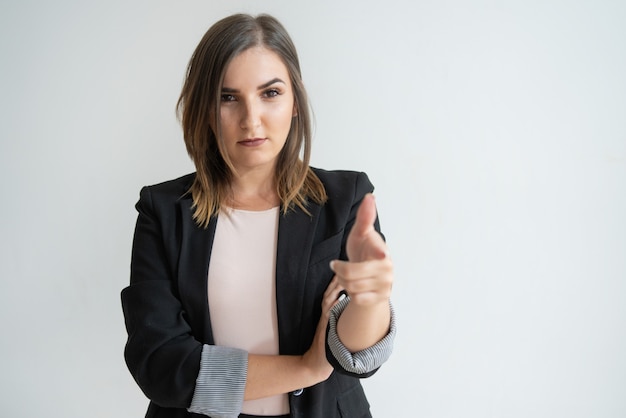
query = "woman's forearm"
(336, 299, 391, 353)
(244, 353, 327, 400)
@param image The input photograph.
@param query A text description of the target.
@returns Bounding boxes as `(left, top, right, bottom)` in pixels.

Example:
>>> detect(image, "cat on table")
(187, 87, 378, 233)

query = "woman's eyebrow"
(221, 78, 286, 93)
(257, 77, 285, 90)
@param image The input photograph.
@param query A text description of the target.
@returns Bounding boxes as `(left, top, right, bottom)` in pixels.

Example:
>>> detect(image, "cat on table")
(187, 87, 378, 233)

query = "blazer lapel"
(177, 195, 217, 344)
(276, 202, 322, 355)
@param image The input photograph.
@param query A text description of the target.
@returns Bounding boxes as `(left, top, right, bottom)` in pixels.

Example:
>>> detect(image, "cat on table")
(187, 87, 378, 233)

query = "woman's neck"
(228, 169, 280, 211)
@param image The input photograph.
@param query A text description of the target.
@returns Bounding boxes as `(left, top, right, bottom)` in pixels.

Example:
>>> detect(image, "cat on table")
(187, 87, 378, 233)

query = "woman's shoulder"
(139, 172, 196, 203)
(311, 167, 375, 198)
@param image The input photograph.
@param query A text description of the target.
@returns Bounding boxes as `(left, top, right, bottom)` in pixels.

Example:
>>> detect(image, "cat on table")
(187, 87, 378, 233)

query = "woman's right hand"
(301, 276, 344, 383)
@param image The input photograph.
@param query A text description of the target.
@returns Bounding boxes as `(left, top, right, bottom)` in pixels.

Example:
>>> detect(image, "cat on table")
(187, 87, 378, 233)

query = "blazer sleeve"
(121, 186, 202, 408)
(325, 171, 396, 377)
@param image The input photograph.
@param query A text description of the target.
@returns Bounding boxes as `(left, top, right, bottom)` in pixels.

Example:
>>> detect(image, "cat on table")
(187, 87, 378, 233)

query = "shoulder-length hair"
(176, 13, 327, 227)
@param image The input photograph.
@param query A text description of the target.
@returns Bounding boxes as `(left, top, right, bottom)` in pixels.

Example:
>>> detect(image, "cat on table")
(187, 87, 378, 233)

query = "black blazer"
(121, 168, 383, 418)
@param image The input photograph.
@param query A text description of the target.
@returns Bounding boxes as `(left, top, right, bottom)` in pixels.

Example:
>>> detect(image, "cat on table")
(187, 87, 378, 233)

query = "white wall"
(1, 1, 625, 417)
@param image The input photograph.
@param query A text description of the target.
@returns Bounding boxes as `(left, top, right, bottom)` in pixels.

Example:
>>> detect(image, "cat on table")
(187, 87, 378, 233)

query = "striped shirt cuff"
(327, 297, 396, 375)
(188, 344, 248, 418)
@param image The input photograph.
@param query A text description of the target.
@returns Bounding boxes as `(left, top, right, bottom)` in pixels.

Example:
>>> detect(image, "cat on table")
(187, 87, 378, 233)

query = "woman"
(121, 13, 396, 418)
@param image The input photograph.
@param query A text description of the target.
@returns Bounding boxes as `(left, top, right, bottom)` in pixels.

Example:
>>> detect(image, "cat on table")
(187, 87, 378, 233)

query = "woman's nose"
(240, 100, 261, 131)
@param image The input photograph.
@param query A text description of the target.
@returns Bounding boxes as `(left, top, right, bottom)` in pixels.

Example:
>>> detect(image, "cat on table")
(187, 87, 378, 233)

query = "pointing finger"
(351, 194, 378, 239)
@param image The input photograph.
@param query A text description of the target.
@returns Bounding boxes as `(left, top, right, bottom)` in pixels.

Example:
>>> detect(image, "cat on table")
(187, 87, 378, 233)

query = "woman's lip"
(238, 138, 267, 147)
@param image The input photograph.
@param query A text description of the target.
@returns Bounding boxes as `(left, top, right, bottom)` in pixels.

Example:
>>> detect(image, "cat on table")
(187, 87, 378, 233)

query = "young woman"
(121, 13, 396, 418)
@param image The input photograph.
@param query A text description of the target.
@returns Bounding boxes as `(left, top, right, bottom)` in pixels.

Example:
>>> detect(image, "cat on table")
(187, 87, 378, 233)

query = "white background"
(1, 1, 625, 417)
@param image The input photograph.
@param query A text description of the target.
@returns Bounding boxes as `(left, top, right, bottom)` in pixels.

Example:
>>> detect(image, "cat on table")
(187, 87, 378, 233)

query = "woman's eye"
(221, 94, 236, 102)
(264, 89, 280, 98)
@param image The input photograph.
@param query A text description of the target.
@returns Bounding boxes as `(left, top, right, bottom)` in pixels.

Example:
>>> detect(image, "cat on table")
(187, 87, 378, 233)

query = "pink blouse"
(208, 207, 289, 415)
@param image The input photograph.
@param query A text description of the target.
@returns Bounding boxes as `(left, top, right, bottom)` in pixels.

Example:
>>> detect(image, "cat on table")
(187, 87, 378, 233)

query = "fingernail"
(329, 260, 336, 271)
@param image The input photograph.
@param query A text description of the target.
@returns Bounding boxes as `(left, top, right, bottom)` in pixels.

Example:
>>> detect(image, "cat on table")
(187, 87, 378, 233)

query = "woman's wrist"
(299, 353, 333, 385)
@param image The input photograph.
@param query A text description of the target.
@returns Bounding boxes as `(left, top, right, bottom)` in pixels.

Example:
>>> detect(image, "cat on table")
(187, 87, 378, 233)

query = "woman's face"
(219, 46, 296, 175)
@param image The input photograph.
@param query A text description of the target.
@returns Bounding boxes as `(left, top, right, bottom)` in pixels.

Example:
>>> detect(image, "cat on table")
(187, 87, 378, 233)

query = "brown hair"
(176, 13, 327, 227)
